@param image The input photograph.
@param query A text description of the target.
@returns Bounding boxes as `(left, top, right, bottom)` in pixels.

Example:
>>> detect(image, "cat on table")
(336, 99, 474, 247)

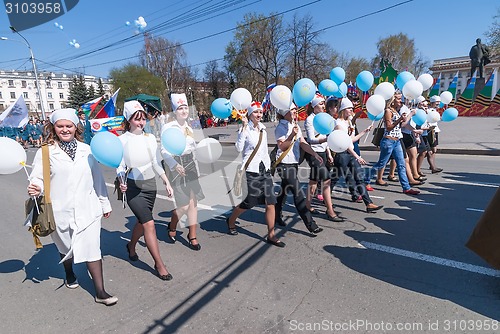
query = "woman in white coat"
(27, 108, 116, 306)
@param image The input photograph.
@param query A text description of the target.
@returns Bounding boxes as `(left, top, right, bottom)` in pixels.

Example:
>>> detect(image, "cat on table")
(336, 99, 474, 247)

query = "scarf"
(59, 139, 77, 160)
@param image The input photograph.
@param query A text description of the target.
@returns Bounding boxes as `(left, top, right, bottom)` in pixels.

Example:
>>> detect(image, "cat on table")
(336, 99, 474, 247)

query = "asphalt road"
(0, 147, 499, 334)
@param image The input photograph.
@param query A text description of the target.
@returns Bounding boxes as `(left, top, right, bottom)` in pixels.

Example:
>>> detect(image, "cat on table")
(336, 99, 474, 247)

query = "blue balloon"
(333, 82, 348, 98)
(442, 107, 458, 122)
(90, 131, 123, 168)
(318, 79, 338, 97)
(313, 112, 335, 135)
(356, 70, 374, 92)
(329, 67, 345, 85)
(210, 98, 232, 119)
(161, 127, 186, 155)
(293, 78, 316, 107)
(367, 111, 384, 121)
(412, 109, 427, 126)
(396, 71, 415, 90)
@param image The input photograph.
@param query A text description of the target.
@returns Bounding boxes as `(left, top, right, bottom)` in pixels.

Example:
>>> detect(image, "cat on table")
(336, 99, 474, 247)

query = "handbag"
(232, 130, 263, 196)
(427, 127, 436, 146)
(25, 144, 56, 249)
(371, 120, 384, 147)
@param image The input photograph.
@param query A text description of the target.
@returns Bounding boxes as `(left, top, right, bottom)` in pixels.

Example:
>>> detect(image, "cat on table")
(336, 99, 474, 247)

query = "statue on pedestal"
(469, 38, 491, 78)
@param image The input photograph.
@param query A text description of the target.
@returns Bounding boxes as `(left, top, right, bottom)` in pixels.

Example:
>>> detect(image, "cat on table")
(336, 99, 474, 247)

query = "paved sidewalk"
(199, 117, 500, 156)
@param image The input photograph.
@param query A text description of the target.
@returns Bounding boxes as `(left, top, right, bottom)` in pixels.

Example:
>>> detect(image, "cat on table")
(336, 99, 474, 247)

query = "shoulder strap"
(243, 129, 263, 171)
(42, 144, 51, 204)
(273, 136, 296, 168)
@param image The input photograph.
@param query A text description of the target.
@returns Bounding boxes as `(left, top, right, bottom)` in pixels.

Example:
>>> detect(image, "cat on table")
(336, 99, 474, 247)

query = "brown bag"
(25, 144, 56, 249)
(231, 130, 263, 196)
(371, 120, 384, 147)
(466, 187, 500, 269)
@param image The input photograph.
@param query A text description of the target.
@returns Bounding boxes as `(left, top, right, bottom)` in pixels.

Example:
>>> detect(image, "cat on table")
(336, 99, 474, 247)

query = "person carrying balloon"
(27, 108, 117, 306)
(334, 98, 383, 213)
(117, 100, 174, 281)
(416, 97, 440, 176)
(226, 101, 285, 247)
(274, 102, 324, 234)
(161, 93, 205, 251)
(304, 94, 345, 222)
(364, 91, 420, 195)
(426, 96, 443, 174)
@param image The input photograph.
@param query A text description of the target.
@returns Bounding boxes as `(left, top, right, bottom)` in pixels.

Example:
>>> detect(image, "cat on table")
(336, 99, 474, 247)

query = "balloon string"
(119, 174, 127, 208)
(362, 121, 375, 144)
(22, 164, 40, 215)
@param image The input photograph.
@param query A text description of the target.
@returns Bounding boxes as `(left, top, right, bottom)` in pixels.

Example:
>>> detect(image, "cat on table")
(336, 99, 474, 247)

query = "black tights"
(59, 253, 110, 299)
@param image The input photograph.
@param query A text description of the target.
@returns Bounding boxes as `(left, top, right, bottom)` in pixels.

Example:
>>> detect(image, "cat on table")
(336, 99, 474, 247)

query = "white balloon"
(230, 88, 252, 110)
(374, 82, 395, 100)
(269, 85, 292, 110)
(440, 91, 453, 105)
(402, 79, 423, 100)
(0, 137, 27, 174)
(366, 94, 386, 117)
(427, 109, 441, 123)
(123, 136, 151, 168)
(195, 138, 223, 164)
(327, 130, 352, 153)
(417, 73, 434, 91)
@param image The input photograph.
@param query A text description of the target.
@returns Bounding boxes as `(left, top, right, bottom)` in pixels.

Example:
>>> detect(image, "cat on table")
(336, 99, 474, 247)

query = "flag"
(262, 83, 276, 113)
(446, 71, 459, 104)
(455, 70, 477, 116)
(428, 73, 441, 98)
(89, 116, 125, 132)
(80, 96, 103, 116)
(0, 95, 29, 128)
(486, 87, 500, 117)
(94, 88, 120, 119)
(470, 69, 496, 116)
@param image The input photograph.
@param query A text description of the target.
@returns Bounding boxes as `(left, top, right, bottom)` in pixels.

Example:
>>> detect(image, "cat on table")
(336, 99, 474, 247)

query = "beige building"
(0, 70, 112, 116)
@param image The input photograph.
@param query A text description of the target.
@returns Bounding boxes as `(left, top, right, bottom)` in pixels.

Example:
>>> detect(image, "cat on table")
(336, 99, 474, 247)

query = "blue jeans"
(365, 137, 410, 191)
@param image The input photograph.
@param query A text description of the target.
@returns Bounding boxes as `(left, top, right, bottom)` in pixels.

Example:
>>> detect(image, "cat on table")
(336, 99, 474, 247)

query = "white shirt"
(304, 113, 328, 152)
(160, 120, 197, 170)
(275, 119, 302, 164)
(235, 121, 270, 173)
(116, 131, 165, 180)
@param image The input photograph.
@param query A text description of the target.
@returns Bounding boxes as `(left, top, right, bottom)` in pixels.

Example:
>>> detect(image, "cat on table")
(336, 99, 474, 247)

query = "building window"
(10, 92, 15, 99)
(49, 103, 54, 109)
(0, 104, 4, 111)
(46, 81, 52, 88)
(37, 103, 41, 110)
(47, 92, 53, 99)
(21, 80, 27, 88)
(34, 81, 37, 88)
(59, 93, 64, 99)
(23, 92, 28, 98)
(457, 82, 462, 87)
(57, 81, 63, 88)
(8, 80, 14, 87)
(0, 92, 2, 98)
(440, 82, 444, 88)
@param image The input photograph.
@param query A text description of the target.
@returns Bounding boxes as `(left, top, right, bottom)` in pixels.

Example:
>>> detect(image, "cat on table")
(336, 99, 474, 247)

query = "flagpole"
(8, 27, 47, 121)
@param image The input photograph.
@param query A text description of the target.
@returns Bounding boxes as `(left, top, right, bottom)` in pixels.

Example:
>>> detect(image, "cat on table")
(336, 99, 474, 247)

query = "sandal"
(226, 217, 238, 235)
(387, 176, 398, 182)
(167, 223, 176, 243)
(266, 238, 286, 248)
(187, 233, 201, 251)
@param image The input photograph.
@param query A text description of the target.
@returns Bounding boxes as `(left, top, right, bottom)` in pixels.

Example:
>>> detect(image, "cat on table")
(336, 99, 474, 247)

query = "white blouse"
(161, 120, 197, 170)
(235, 121, 270, 173)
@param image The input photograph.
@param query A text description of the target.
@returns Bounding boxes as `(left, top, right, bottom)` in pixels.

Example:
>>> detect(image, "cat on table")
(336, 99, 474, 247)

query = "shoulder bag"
(25, 144, 56, 249)
(232, 129, 263, 196)
(270, 136, 296, 176)
(371, 120, 385, 147)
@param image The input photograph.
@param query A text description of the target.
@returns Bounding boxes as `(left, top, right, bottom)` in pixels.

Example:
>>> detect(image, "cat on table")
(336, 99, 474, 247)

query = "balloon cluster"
(54, 22, 80, 49)
(126, 16, 147, 35)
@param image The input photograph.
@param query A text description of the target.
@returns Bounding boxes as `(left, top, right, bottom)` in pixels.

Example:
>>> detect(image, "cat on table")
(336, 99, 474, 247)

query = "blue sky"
(0, 0, 498, 80)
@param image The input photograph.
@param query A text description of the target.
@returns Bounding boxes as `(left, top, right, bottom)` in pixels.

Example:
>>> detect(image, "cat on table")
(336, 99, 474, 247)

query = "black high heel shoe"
(187, 233, 201, 251)
(325, 211, 345, 222)
(154, 265, 173, 281)
(226, 217, 238, 235)
(126, 242, 138, 261)
(167, 223, 176, 243)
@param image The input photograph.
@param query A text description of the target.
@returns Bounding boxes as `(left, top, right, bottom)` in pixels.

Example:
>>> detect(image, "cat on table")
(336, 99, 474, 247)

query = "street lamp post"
(1, 27, 47, 120)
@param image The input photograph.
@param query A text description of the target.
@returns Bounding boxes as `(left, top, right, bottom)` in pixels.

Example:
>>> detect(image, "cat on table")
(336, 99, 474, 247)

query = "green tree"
(109, 63, 166, 108)
(204, 60, 228, 99)
(66, 76, 88, 109)
(371, 33, 429, 76)
(87, 85, 96, 100)
(485, 8, 500, 56)
(344, 56, 371, 84)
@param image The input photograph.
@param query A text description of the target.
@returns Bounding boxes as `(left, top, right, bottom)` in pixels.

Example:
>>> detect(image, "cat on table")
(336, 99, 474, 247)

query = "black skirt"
(167, 153, 205, 207)
(239, 162, 276, 210)
(126, 178, 157, 224)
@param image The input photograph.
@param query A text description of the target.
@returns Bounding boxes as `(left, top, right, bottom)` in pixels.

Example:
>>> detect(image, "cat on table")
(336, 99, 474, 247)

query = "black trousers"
(334, 152, 372, 206)
(275, 163, 315, 229)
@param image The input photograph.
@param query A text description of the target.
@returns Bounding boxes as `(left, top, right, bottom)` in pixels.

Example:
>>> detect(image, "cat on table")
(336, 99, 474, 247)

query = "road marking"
(466, 208, 485, 213)
(446, 178, 499, 188)
(359, 241, 500, 277)
(370, 195, 385, 199)
(413, 201, 436, 206)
